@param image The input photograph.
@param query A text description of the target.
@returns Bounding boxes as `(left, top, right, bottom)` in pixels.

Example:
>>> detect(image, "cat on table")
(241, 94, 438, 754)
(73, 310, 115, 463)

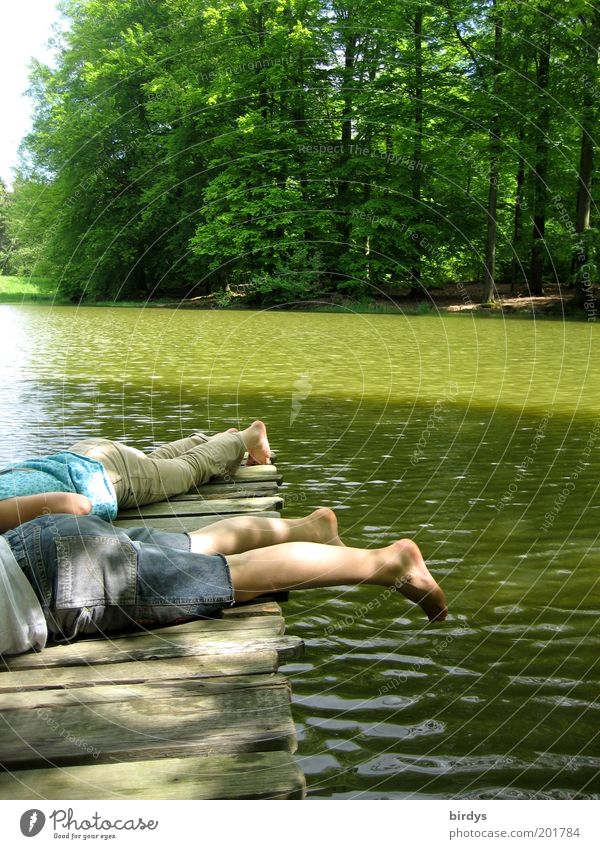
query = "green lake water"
(1, 304, 598, 799)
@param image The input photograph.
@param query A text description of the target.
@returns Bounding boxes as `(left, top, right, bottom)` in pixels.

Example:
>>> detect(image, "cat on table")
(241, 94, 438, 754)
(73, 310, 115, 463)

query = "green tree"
(572, 2, 599, 306)
(8, 0, 597, 305)
(0, 179, 9, 272)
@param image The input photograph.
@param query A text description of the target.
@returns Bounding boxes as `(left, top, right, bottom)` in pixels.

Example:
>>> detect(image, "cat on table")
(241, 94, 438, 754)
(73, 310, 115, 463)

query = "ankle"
(373, 539, 420, 587)
(240, 420, 260, 447)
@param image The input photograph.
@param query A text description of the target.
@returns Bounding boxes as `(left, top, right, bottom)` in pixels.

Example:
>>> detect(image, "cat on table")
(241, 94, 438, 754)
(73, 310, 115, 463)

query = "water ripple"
(3, 305, 599, 800)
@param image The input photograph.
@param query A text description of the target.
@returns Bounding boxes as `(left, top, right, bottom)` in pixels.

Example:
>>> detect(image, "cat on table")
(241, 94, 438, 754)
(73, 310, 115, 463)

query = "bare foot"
(377, 539, 448, 622)
(302, 507, 345, 546)
(241, 420, 271, 465)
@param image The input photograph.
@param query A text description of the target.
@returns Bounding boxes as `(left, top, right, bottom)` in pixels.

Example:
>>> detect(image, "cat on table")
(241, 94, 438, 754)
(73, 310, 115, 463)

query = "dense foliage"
(3, 0, 598, 305)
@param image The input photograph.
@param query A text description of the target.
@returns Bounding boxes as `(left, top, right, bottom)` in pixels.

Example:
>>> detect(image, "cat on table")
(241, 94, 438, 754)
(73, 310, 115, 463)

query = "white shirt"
(0, 536, 47, 656)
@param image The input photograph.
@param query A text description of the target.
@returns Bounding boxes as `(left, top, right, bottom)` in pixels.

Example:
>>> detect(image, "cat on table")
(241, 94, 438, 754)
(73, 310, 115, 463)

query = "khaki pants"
(68, 432, 246, 510)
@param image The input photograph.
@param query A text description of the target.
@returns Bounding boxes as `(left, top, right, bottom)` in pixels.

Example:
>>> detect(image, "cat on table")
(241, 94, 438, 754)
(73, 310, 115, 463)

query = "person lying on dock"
(0, 421, 271, 534)
(0, 508, 448, 657)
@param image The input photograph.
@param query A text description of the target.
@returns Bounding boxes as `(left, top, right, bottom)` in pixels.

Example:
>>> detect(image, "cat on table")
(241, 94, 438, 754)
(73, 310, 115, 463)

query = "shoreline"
(0, 278, 596, 321)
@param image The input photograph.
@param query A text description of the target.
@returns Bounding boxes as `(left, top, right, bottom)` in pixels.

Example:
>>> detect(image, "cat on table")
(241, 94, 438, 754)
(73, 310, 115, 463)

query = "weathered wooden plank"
(0, 612, 285, 670)
(1, 632, 304, 671)
(0, 650, 282, 693)
(223, 601, 281, 618)
(0, 680, 296, 768)
(113, 512, 282, 532)
(211, 465, 282, 485)
(117, 495, 283, 519)
(0, 605, 293, 690)
(104, 612, 285, 640)
(0, 445, 303, 800)
(176, 480, 279, 501)
(0, 673, 286, 711)
(0, 750, 305, 800)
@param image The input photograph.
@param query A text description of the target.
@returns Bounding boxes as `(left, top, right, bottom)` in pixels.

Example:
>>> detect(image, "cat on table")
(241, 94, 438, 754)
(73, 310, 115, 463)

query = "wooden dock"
(0, 463, 306, 799)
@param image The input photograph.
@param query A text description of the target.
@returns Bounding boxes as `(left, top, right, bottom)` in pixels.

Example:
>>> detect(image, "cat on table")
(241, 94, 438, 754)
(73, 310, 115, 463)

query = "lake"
(1, 304, 598, 799)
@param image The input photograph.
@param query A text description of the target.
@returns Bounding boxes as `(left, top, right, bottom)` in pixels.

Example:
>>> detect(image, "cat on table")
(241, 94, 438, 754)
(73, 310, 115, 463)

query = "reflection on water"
(0, 304, 598, 799)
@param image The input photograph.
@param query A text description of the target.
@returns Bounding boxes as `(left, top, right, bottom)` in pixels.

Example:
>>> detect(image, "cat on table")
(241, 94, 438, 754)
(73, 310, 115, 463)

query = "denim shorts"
(4, 513, 234, 643)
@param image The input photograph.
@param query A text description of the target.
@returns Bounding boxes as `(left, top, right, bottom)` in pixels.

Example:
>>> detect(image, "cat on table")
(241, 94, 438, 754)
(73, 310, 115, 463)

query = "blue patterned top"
(0, 452, 118, 521)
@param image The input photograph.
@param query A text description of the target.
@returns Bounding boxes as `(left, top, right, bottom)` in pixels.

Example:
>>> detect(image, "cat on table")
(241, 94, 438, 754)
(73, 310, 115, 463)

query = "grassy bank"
(0, 276, 62, 303)
(0, 277, 188, 308)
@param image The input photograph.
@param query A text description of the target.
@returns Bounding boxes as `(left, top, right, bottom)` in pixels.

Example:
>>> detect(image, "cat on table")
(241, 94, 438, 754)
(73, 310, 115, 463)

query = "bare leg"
(148, 428, 239, 459)
(188, 507, 343, 555)
(227, 538, 448, 622)
(125, 421, 267, 480)
(70, 428, 262, 508)
(148, 434, 209, 460)
(211, 427, 239, 439)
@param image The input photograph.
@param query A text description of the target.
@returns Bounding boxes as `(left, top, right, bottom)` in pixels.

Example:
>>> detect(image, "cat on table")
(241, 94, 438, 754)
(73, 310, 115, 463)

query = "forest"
(0, 0, 597, 307)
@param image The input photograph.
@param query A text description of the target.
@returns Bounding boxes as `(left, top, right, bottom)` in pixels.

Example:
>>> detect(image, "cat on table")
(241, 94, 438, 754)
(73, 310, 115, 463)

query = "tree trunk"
(510, 125, 526, 292)
(337, 13, 357, 251)
(509, 47, 532, 294)
(572, 8, 599, 307)
(359, 43, 381, 281)
(256, 6, 269, 121)
(529, 29, 551, 297)
(482, 2, 502, 303)
(410, 6, 424, 295)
